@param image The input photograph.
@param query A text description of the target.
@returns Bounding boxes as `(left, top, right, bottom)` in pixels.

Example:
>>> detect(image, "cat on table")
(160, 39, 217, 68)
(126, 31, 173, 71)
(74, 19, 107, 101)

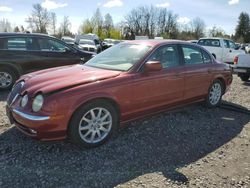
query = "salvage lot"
(0, 75, 249, 188)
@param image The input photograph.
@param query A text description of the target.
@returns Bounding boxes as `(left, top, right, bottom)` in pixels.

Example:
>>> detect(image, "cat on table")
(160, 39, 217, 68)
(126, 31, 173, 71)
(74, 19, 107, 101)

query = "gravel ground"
(0, 75, 249, 188)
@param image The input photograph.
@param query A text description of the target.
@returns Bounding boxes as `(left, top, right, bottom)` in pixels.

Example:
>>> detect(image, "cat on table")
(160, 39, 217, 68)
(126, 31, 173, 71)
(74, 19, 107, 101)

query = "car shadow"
(0, 104, 249, 187)
(0, 91, 9, 102)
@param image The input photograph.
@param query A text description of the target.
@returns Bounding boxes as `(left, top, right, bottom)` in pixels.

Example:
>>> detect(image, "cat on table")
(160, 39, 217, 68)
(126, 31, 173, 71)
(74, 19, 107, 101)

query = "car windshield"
(79, 40, 95, 45)
(85, 43, 151, 71)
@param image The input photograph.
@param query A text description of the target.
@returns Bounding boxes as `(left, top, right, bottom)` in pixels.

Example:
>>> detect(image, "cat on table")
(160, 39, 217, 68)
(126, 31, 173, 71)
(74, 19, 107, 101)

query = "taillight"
(234, 56, 238, 65)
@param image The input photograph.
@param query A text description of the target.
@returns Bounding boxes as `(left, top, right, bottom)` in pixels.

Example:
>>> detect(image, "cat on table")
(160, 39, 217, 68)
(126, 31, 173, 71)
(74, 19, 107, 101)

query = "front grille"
(7, 81, 24, 106)
(83, 47, 88, 51)
(89, 48, 95, 52)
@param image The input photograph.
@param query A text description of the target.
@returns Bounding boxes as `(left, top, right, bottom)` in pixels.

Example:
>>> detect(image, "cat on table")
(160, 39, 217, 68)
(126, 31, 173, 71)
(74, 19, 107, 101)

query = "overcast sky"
(0, 0, 249, 34)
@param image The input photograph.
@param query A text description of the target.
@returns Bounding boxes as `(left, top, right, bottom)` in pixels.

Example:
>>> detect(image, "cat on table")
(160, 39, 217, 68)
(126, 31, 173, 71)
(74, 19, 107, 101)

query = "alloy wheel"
(209, 82, 222, 106)
(0, 72, 13, 88)
(78, 107, 112, 144)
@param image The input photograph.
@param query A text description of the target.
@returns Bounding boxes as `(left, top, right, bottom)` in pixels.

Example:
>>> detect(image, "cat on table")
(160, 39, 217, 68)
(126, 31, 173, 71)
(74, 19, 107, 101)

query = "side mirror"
(144, 61, 162, 72)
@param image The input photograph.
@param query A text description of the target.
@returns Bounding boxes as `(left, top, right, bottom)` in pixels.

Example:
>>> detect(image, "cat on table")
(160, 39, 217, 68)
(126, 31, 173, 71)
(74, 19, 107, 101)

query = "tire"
(68, 100, 119, 148)
(206, 80, 223, 108)
(239, 75, 250, 82)
(0, 67, 18, 91)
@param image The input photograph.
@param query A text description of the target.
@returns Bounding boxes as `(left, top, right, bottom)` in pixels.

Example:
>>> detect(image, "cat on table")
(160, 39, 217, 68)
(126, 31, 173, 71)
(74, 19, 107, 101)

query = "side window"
(229, 41, 236, 49)
(37, 38, 69, 52)
(223, 40, 230, 48)
(6, 38, 27, 50)
(202, 50, 212, 63)
(182, 46, 203, 65)
(148, 45, 179, 68)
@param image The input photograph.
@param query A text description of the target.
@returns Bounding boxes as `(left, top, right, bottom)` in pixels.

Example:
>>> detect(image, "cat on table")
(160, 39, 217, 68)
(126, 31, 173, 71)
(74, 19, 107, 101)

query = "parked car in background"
(197, 37, 245, 64)
(6, 40, 232, 148)
(102, 39, 122, 50)
(154, 37, 164, 40)
(61, 36, 75, 47)
(245, 44, 250, 53)
(135, 36, 149, 40)
(188, 40, 198, 44)
(233, 54, 250, 81)
(75, 34, 102, 53)
(78, 39, 98, 53)
(0, 33, 95, 90)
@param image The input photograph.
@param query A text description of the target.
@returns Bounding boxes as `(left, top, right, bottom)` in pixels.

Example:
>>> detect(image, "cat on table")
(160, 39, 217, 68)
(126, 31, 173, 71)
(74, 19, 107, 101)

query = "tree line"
(0, 3, 249, 43)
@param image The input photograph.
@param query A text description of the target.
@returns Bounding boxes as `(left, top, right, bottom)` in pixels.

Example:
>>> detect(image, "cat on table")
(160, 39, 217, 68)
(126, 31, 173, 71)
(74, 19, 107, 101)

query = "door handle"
(208, 69, 212, 73)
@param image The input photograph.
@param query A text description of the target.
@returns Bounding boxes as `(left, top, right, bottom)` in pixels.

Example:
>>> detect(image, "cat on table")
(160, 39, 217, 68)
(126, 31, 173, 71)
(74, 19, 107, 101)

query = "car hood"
(20, 65, 121, 95)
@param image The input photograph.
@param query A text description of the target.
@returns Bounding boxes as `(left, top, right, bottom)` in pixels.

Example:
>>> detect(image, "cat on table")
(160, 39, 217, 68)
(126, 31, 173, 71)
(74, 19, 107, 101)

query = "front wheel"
(68, 100, 118, 148)
(206, 80, 223, 108)
(0, 67, 17, 91)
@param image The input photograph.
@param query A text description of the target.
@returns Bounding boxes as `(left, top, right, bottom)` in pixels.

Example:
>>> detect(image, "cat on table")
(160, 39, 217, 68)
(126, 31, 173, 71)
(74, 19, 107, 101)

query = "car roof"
(199, 37, 233, 41)
(0, 32, 55, 38)
(124, 39, 192, 47)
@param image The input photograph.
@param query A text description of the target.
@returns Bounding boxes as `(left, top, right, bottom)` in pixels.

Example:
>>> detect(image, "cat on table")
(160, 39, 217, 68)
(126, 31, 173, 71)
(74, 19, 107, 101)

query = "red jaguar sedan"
(6, 40, 232, 148)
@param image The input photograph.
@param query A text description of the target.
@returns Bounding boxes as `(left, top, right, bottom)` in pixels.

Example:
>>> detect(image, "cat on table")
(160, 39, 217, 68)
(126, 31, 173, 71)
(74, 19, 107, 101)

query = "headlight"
(21, 94, 28, 107)
(32, 94, 44, 112)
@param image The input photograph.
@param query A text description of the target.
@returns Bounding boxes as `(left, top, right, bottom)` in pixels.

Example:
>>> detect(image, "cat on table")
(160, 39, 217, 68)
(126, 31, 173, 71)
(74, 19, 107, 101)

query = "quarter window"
(202, 50, 212, 63)
(148, 45, 179, 68)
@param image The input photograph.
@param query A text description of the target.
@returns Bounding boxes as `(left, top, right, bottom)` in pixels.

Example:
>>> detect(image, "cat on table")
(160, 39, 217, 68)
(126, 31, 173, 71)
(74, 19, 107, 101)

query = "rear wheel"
(0, 67, 17, 91)
(206, 80, 223, 108)
(239, 74, 250, 82)
(68, 100, 118, 148)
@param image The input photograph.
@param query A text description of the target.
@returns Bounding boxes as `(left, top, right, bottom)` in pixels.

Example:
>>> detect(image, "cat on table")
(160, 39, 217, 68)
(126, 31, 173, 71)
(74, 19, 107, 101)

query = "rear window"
(198, 39, 221, 47)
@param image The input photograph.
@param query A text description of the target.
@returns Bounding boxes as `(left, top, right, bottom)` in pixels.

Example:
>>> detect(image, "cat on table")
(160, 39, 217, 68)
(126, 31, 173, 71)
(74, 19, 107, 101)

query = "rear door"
(0, 36, 37, 74)
(35, 37, 82, 69)
(181, 44, 214, 100)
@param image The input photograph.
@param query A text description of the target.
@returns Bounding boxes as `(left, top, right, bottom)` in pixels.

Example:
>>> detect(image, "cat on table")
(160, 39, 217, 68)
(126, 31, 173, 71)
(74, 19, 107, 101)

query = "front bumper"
(6, 105, 68, 141)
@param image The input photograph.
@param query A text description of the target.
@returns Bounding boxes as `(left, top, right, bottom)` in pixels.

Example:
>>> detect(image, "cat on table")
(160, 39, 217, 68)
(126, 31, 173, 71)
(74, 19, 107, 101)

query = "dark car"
(0, 33, 95, 90)
(6, 40, 232, 148)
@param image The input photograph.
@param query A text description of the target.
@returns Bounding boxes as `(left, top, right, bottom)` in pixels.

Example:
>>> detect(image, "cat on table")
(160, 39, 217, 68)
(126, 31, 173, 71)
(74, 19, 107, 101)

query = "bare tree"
(20, 25, 25, 32)
(91, 8, 103, 36)
(59, 16, 71, 36)
(103, 13, 114, 38)
(14, 26, 20, 32)
(51, 12, 57, 35)
(0, 19, 12, 32)
(191, 17, 206, 39)
(209, 26, 226, 37)
(26, 4, 51, 33)
(125, 5, 178, 39)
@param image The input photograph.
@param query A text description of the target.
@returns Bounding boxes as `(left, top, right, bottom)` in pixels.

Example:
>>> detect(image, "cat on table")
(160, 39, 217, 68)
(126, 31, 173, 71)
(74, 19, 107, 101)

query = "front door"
(127, 44, 185, 116)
